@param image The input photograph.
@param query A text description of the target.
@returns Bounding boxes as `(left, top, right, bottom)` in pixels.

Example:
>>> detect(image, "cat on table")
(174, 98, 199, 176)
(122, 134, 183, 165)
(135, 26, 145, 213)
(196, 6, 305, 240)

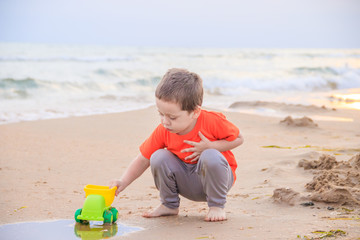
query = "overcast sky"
(0, 0, 359, 48)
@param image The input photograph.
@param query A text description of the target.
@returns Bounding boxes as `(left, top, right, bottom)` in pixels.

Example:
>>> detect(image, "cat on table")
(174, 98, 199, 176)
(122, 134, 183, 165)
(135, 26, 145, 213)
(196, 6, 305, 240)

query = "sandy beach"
(0, 104, 359, 239)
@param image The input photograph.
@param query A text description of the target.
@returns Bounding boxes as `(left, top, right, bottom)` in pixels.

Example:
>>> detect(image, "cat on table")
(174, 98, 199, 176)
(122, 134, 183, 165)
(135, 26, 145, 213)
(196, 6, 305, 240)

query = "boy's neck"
(177, 118, 198, 135)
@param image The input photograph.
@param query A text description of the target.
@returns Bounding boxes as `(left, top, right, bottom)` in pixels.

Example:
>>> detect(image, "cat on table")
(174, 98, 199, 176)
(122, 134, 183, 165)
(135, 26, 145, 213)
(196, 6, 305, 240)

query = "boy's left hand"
(182, 131, 211, 162)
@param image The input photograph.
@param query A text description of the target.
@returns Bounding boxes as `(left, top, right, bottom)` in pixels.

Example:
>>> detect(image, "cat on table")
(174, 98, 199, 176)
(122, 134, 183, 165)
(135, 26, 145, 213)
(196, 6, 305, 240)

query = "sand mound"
(348, 153, 360, 169)
(299, 153, 360, 206)
(272, 188, 301, 206)
(280, 116, 318, 127)
(298, 154, 337, 170)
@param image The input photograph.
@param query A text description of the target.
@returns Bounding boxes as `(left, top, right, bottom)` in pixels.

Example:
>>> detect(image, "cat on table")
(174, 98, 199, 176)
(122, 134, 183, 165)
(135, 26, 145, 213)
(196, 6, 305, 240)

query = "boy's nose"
(162, 117, 171, 126)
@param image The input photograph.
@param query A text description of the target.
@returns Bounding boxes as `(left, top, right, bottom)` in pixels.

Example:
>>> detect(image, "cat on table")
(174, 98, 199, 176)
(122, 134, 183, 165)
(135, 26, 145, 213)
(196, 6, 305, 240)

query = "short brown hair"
(155, 68, 203, 112)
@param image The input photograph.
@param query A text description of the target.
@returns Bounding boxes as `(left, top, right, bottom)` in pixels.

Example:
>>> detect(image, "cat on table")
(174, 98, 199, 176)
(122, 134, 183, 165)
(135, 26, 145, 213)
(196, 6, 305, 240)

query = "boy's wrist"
(119, 178, 128, 187)
(207, 141, 215, 150)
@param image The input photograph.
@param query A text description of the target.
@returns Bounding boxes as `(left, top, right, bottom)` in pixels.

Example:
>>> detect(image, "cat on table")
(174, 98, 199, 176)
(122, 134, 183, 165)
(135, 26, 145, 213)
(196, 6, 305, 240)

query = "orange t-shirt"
(140, 109, 240, 180)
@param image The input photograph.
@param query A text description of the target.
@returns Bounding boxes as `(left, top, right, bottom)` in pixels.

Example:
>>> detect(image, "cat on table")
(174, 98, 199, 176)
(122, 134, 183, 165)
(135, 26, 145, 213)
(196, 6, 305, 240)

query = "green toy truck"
(75, 185, 118, 224)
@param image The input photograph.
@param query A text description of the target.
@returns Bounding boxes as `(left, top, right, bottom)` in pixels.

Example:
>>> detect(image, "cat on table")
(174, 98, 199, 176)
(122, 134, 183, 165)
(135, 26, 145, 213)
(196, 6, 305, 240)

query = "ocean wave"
(0, 78, 39, 99)
(291, 67, 340, 76)
(203, 73, 360, 95)
(0, 75, 160, 100)
(94, 68, 121, 77)
(2, 65, 359, 102)
(133, 77, 161, 87)
(0, 78, 39, 88)
(295, 52, 360, 59)
(0, 77, 94, 99)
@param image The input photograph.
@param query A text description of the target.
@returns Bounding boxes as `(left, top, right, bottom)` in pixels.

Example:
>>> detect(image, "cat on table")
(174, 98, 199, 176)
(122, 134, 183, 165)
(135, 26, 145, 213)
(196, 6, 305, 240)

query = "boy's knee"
(199, 149, 226, 168)
(150, 149, 169, 167)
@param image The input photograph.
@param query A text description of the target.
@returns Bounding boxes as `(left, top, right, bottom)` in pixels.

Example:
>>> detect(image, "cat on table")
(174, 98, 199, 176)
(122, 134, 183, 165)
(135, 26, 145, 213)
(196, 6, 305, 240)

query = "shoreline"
(1, 96, 359, 126)
(0, 105, 359, 239)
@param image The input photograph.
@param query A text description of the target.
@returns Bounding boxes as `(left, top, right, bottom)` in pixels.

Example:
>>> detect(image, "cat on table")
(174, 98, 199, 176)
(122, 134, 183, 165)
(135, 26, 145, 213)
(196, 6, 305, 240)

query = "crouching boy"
(110, 68, 244, 221)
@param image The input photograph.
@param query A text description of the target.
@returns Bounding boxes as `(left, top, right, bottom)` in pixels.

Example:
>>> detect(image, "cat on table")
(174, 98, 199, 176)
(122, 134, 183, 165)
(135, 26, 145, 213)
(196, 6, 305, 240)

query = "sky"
(0, 0, 359, 48)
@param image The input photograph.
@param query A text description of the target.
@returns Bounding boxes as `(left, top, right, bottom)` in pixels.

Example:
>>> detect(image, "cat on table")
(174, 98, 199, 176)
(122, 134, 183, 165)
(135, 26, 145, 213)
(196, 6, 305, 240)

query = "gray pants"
(150, 149, 234, 209)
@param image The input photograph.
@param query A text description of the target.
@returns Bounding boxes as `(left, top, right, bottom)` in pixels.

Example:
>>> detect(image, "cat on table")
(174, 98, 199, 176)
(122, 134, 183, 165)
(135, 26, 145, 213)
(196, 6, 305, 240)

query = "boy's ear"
(192, 106, 201, 119)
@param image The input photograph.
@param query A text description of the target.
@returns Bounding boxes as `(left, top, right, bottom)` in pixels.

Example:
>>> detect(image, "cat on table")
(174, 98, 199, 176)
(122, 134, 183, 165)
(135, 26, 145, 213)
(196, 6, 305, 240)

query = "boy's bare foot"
(204, 207, 227, 222)
(142, 204, 179, 218)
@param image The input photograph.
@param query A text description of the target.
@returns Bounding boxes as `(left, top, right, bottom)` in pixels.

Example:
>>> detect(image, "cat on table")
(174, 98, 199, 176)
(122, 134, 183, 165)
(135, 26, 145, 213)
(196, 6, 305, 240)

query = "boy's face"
(156, 98, 200, 135)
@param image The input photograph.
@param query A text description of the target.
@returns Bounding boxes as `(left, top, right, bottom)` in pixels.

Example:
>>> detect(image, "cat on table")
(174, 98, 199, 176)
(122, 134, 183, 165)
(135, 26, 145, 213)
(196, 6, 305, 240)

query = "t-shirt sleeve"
(209, 112, 240, 141)
(139, 124, 166, 160)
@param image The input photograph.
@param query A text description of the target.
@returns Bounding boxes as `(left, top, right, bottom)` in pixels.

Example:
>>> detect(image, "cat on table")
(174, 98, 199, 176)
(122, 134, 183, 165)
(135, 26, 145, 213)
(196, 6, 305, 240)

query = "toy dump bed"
(84, 185, 116, 207)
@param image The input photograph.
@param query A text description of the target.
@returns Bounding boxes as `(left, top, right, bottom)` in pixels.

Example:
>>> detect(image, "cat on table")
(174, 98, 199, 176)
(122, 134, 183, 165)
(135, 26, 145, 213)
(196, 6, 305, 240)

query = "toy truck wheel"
(74, 208, 89, 224)
(103, 210, 113, 224)
(110, 207, 118, 223)
(74, 208, 82, 223)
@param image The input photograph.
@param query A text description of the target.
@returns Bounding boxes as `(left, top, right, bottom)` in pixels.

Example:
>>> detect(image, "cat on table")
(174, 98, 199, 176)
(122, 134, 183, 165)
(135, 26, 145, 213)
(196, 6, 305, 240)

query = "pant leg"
(196, 149, 234, 208)
(150, 149, 206, 209)
(150, 148, 233, 209)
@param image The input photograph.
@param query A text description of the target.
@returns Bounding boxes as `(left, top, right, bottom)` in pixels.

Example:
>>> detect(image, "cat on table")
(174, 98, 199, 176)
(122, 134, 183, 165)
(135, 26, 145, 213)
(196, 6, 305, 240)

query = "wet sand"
(0, 104, 359, 239)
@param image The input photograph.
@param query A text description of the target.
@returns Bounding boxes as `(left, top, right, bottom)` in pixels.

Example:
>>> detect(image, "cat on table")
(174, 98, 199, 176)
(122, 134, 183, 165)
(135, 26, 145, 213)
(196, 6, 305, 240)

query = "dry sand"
(0, 104, 360, 239)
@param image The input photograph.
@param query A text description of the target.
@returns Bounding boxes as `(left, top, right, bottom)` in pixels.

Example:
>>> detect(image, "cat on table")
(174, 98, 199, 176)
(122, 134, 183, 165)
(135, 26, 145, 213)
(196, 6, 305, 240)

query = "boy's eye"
(158, 111, 176, 120)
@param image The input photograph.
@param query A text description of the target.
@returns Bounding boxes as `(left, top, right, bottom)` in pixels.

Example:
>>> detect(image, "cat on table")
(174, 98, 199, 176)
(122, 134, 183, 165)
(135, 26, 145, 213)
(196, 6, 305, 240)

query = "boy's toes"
(205, 207, 227, 222)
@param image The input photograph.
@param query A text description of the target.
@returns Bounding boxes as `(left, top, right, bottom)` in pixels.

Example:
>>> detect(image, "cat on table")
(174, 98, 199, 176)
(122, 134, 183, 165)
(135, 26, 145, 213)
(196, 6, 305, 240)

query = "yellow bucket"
(84, 185, 117, 207)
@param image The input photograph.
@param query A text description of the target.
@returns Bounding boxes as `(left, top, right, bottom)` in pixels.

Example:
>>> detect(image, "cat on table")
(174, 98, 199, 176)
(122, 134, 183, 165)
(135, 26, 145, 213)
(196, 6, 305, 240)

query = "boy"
(110, 68, 243, 222)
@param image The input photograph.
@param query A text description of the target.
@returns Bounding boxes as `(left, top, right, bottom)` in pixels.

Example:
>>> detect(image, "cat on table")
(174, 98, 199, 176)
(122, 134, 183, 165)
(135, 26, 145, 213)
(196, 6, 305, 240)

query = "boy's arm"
(109, 153, 150, 196)
(182, 131, 244, 162)
(207, 133, 244, 152)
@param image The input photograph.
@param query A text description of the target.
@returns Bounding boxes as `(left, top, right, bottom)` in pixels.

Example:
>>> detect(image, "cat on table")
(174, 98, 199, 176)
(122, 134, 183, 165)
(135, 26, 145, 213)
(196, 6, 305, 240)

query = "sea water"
(0, 219, 142, 240)
(0, 43, 359, 124)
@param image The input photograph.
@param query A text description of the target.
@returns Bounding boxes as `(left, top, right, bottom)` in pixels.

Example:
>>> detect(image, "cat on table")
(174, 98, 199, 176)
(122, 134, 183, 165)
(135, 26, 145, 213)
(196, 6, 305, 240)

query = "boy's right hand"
(109, 179, 126, 196)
